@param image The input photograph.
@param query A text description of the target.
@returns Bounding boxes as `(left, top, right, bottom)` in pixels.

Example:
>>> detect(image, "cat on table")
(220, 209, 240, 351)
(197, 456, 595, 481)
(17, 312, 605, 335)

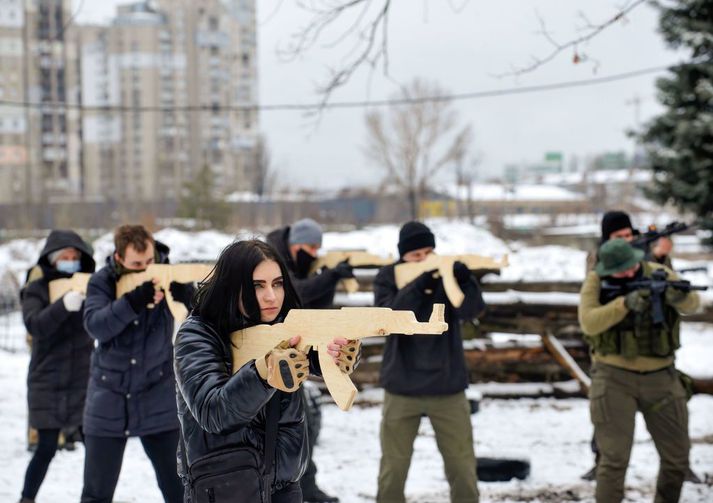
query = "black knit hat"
(601, 211, 633, 240)
(398, 221, 435, 257)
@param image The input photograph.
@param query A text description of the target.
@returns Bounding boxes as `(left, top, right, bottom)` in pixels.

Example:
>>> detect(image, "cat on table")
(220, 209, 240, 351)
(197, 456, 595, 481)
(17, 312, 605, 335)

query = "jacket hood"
(266, 227, 296, 273)
(37, 230, 95, 273)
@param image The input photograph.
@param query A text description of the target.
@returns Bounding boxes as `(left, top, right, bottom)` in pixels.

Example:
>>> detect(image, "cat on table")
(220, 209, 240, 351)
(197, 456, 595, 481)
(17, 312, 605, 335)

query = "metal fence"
(0, 295, 24, 353)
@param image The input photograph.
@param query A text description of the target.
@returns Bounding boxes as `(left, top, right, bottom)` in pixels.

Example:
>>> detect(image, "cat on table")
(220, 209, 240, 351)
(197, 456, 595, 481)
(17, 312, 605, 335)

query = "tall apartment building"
(80, 0, 258, 203)
(0, 0, 257, 205)
(0, 0, 82, 204)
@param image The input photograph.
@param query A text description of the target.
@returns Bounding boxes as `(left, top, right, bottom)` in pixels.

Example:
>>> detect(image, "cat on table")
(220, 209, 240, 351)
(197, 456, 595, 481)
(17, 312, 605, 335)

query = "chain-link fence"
(0, 294, 24, 353)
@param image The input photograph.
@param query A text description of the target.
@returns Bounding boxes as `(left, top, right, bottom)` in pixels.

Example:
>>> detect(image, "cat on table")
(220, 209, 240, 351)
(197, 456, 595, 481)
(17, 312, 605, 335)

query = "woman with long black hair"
(174, 239, 356, 503)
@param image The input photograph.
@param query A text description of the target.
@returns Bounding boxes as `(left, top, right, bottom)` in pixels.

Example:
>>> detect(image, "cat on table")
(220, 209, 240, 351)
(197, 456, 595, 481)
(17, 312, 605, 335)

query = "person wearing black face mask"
(266, 219, 352, 503)
(19, 230, 95, 503)
(266, 218, 353, 310)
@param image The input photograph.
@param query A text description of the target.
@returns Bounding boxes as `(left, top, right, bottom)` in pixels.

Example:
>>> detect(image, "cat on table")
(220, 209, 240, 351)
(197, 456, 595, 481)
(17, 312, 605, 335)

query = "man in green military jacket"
(578, 239, 700, 503)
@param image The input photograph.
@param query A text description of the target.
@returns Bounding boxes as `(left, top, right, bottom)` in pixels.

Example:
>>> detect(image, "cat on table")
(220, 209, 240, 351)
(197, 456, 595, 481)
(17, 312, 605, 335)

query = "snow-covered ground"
(1, 319, 712, 502)
(2, 219, 710, 288)
(1, 221, 712, 501)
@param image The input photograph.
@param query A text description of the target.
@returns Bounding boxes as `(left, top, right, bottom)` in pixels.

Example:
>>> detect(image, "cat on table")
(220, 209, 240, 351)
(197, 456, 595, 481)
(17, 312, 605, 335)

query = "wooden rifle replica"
(49, 264, 213, 322)
(48, 273, 93, 303)
(395, 253, 509, 308)
(115, 264, 213, 321)
(310, 250, 394, 293)
(230, 304, 448, 411)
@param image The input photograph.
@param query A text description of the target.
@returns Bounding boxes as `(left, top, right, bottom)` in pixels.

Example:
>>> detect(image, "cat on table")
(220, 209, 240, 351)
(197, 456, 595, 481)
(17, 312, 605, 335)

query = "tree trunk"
(408, 188, 417, 220)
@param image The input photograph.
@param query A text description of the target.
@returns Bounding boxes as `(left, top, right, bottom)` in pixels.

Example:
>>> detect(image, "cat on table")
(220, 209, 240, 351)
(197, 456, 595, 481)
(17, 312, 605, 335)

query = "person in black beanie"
(600, 211, 634, 244)
(373, 221, 485, 503)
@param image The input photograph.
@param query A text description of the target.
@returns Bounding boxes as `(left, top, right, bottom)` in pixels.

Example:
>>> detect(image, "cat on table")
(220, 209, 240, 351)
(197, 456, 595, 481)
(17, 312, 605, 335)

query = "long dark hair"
(193, 240, 300, 335)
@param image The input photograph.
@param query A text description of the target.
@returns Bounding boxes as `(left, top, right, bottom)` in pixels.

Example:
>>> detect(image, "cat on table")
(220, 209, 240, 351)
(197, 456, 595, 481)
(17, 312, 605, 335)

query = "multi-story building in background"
(0, 0, 258, 205)
(0, 0, 82, 204)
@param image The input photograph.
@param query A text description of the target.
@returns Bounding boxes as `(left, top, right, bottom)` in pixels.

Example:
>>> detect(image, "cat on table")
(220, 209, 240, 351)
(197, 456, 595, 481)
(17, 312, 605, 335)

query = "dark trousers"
(273, 483, 303, 503)
(21, 428, 60, 499)
(81, 429, 183, 503)
(300, 386, 321, 494)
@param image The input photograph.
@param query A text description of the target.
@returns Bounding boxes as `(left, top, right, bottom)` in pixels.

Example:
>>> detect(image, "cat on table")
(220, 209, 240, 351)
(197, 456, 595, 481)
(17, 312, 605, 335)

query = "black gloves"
(453, 261, 472, 285)
(170, 281, 195, 309)
(415, 270, 440, 292)
(332, 260, 355, 279)
(125, 280, 156, 313)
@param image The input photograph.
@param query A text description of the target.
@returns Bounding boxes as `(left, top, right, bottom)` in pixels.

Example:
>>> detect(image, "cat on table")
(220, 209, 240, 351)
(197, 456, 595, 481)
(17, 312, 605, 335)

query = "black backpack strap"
(262, 392, 281, 489)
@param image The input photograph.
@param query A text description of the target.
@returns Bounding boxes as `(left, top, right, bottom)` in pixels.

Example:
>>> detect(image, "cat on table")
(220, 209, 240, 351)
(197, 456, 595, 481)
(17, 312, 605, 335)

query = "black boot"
(686, 467, 703, 484)
(580, 464, 597, 481)
(302, 486, 339, 503)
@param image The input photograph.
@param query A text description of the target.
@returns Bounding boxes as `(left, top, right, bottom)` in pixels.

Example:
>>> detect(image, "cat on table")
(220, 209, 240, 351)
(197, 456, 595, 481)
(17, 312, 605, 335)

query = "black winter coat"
(82, 242, 179, 437)
(174, 316, 315, 491)
(22, 230, 96, 430)
(374, 262, 486, 396)
(266, 227, 340, 308)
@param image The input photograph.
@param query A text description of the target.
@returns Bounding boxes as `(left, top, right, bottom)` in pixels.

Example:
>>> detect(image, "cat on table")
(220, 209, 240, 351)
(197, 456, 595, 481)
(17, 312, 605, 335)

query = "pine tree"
(638, 0, 713, 243)
(177, 164, 231, 230)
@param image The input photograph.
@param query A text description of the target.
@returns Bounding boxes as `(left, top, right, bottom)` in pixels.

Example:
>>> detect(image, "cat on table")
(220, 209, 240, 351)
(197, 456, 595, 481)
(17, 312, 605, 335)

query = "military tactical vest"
(587, 262, 681, 359)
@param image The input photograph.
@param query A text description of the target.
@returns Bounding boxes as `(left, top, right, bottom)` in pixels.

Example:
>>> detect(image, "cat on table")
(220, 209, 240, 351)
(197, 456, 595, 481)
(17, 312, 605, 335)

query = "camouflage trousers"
(590, 362, 690, 503)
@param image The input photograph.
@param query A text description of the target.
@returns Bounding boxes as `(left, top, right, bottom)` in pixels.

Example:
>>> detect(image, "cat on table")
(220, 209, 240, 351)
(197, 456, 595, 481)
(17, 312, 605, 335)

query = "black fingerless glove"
(332, 260, 355, 279)
(453, 261, 472, 285)
(169, 281, 195, 309)
(125, 280, 155, 313)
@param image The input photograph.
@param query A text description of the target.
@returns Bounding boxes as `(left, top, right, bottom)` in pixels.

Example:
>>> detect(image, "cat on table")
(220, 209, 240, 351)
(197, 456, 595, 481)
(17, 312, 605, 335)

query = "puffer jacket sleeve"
(174, 318, 276, 435)
(22, 281, 72, 340)
(82, 269, 138, 344)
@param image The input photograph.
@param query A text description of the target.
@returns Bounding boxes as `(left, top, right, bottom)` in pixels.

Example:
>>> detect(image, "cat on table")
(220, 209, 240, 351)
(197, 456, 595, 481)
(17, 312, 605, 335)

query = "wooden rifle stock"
(395, 254, 508, 307)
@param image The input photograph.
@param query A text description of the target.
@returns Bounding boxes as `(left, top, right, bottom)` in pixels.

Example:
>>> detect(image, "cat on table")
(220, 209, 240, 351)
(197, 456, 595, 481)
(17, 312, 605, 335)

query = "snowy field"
(1, 221, 712, 501)
(0, 323, 712, 502)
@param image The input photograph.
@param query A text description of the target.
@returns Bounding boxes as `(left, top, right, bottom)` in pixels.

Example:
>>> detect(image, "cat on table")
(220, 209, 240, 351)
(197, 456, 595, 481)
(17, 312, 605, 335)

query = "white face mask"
(56, 260, 81, 274)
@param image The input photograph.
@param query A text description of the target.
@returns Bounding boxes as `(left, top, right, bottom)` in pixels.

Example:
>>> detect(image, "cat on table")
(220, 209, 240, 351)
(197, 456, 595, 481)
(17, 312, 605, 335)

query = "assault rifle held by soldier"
(601, 268, 707, 325)
(631, 221, 690, 251)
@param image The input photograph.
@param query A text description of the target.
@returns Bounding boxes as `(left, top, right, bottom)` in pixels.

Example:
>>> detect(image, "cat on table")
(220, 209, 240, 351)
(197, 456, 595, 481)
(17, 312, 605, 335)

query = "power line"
(0, 64, 673, 113)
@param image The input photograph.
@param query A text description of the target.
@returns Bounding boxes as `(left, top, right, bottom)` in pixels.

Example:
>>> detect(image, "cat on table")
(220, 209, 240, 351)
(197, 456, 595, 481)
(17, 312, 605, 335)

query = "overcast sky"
(75, 0, 681, 190)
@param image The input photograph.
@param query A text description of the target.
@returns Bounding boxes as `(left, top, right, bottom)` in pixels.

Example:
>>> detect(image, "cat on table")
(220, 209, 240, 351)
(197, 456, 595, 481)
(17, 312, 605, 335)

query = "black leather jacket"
(174, 315, 315, 491)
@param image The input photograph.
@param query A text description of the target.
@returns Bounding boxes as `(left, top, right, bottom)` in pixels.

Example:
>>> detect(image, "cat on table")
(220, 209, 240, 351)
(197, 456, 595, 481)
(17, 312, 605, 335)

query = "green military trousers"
(376, 390, 479, 503)
(589, 362, 690, 503)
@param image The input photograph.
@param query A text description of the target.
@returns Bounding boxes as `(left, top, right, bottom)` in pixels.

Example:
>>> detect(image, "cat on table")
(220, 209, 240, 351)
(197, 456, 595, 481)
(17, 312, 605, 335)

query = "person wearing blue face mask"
(19, 230, 96, 503)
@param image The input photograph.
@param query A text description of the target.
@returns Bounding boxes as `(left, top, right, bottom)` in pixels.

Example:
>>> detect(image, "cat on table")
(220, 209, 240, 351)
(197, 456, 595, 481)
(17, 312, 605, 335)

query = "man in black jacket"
(374, 221, 485, 503)
(81, 225, 194, 503)
(267, 218, 353, 503)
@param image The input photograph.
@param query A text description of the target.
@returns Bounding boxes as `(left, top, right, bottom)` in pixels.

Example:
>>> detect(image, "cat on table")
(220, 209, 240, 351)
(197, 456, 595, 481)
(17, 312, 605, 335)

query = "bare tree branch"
(495, 0, 647, 77)
(278, 0, 392, 110)
(363, 79, 473, 218)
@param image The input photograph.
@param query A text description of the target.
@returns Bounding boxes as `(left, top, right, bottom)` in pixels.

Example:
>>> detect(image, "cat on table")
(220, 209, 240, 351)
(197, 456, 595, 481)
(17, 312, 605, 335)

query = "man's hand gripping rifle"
(602, 269, 707, 325)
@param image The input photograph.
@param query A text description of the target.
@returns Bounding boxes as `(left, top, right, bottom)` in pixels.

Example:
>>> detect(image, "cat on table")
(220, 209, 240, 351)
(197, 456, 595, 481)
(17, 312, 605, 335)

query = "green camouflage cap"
(595, 239, 645, 277)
